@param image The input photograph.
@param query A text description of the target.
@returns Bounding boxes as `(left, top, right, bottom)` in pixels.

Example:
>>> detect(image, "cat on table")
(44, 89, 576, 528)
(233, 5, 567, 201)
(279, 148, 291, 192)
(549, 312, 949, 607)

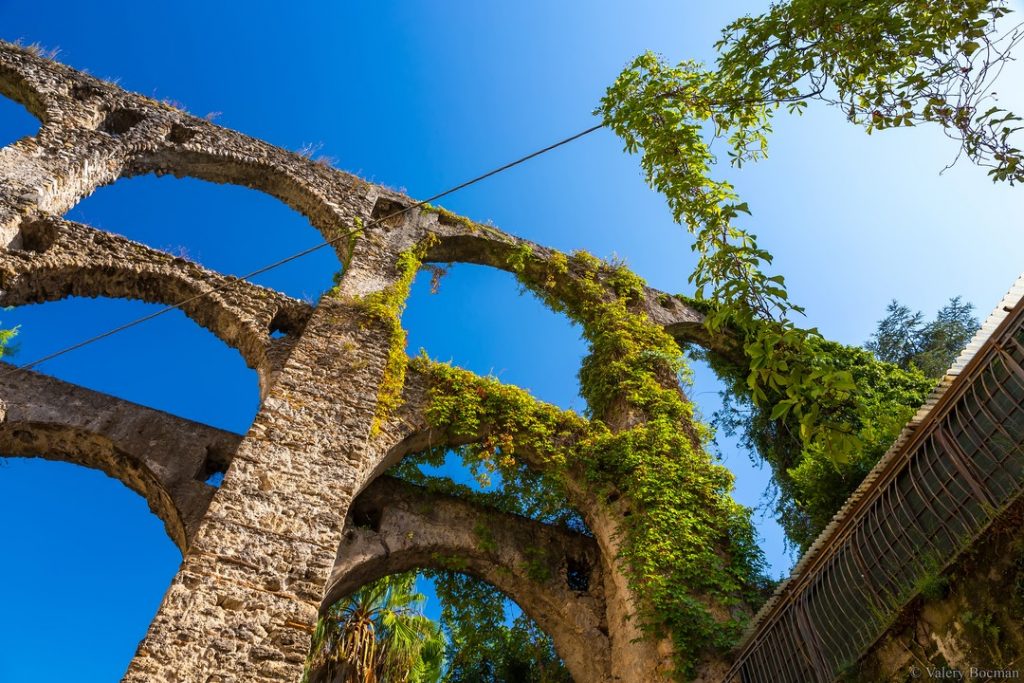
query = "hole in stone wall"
(269, 309, 298, 339)
(0, 459, 180, 681)
(196, 444, 231, 488)
(100, 108, 145, 135)
(370, 197, 409, 231)
(71, 84, 102, 101)
(350, 500, 383, 532)
(566, 557, 590, 592)
(166, 123, 198, 144)
(16, 219, 57, 254)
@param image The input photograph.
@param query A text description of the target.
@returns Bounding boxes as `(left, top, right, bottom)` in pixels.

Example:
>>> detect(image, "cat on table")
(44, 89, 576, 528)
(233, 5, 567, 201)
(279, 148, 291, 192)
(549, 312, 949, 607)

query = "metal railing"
(725, 292, 1024, 682)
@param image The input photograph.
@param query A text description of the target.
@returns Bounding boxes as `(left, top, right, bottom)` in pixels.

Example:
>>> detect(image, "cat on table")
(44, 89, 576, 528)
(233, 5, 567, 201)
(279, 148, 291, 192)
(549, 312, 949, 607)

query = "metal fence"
(724, 299, 1024, 682)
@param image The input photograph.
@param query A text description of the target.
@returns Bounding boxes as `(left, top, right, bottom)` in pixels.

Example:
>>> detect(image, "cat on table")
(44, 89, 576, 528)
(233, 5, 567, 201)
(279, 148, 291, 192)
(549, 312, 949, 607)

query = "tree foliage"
(426, 572, 571, 683)
(707, 297, 977, 551)
(304, 573, 445, 683)
(866, 296, 981, 378)
(709, 339, 934, 550)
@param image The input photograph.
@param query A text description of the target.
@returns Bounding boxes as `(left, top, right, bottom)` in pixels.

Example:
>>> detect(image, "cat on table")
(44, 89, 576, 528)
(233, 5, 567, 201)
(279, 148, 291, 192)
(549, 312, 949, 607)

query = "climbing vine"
(346, 235, 437, 434)
(598, 0, 1022, 470)
(396, 245, 770, 677)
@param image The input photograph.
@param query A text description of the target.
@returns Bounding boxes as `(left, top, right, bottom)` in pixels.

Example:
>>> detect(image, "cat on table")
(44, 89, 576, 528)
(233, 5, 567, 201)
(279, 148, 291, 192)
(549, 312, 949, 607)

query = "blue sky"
(1, 1, 1023, 680)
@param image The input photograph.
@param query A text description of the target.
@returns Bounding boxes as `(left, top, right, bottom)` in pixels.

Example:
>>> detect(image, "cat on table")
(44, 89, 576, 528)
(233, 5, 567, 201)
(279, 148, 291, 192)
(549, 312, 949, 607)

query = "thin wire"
(6, 123, 604, 375)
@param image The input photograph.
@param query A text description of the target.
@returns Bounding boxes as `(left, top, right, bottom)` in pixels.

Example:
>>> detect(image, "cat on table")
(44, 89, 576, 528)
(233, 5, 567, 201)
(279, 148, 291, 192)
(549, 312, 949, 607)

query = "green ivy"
(403, 247, 769, 678)
(705, 339, 934, 550)
(346, 236, 437, 435)
(598, 0, 1021, 468)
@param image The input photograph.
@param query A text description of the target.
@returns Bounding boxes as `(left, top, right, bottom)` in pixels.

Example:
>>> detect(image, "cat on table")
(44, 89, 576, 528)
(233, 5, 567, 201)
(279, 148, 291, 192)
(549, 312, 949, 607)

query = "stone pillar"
(125, 241, 405, 682)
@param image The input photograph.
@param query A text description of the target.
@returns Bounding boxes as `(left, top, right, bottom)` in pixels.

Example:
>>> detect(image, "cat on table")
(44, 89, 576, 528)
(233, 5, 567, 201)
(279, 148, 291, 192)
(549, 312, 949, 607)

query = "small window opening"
(17, 220, 56, 253)
(196, 444, 230, 488)
(351, 502, 383, 532)
(166, 123, 198, 144)
(100, 108, 145, 135)
(371, 198, 408, 231)
(566, 557, 590, 592)
(71, 84, 102, 101)
(269, 310, 297, 339)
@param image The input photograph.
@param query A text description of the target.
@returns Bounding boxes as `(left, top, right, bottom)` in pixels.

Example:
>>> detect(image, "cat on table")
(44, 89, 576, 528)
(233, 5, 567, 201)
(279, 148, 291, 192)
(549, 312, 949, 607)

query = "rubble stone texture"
(5, 41, 1022, 683)
(0, 43, 724, 682)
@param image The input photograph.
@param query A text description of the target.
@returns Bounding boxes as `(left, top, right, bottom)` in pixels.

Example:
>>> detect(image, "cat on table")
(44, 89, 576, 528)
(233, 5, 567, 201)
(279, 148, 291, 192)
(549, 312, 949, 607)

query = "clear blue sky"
(1, 2, 1022, 681)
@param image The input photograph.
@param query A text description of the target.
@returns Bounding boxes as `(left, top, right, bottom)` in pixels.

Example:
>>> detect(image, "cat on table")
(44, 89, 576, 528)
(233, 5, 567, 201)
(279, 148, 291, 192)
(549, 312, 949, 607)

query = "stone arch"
(0, 47, 58, 124)
(122, 133, 380, 267)
(0, 217, 311, 387)
(347, 363, 608, 680)
(324, 475, 611, 683)
(0, 363, 242, 550)
(416, 209, 740, 361)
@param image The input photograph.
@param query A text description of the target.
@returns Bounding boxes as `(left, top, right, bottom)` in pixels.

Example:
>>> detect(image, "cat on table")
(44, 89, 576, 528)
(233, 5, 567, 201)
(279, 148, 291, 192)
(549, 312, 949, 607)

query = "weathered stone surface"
(0, 360, 241, 549)
(327, 475, 610, 683)
(0, 216, 311, 385)
(0, 41, 729, 683)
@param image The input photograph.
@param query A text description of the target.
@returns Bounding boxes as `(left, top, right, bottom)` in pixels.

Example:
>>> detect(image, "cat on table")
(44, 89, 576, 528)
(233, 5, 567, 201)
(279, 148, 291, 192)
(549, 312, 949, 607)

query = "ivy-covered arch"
(349, 217, 767, 678)
(324, 474, 610, 683)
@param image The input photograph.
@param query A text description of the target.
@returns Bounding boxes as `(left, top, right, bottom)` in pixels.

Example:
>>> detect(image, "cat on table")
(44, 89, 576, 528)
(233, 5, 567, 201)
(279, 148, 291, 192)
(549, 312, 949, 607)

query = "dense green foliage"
(866, 296, 980, 378)
(707, 297, 976, 551)
(305, 573, 445, 683)
(709, 339, 934, 550)
(599, 0, 1021, 469)
(707, 297, 977, 551)
(425, 573, 571, 683)
(393, 247, 769, 677)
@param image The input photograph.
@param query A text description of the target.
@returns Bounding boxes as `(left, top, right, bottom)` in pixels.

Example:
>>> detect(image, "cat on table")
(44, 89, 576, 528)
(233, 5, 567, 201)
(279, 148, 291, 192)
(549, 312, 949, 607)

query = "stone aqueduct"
(0, 42, 749, 682)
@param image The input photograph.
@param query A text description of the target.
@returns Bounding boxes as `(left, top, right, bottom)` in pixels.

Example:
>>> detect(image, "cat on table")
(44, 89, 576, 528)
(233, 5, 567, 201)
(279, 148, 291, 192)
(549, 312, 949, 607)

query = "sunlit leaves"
(600, 0, 1021, 468)
(305, 573, 445, 683)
